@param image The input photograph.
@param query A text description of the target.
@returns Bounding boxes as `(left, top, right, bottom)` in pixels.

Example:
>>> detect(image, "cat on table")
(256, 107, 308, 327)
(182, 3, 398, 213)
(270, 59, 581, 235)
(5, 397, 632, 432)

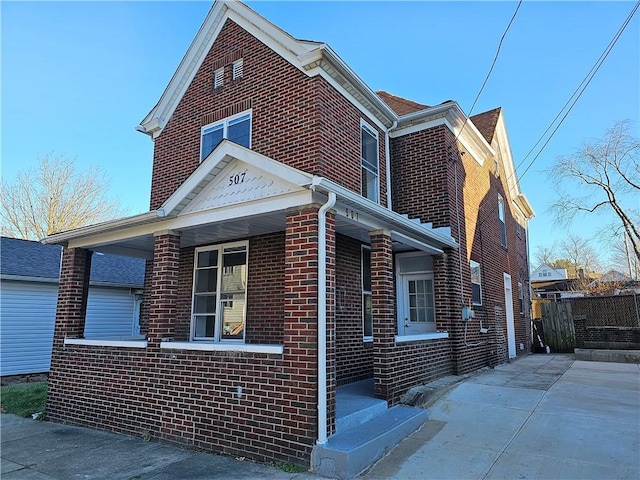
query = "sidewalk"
(1, 414, 326, 480)
(362, 354, 640, 479)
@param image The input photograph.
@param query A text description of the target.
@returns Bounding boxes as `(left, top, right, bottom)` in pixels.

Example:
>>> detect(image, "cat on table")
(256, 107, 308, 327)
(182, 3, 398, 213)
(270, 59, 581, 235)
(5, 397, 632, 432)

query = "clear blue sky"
(2, 1, 639, 268)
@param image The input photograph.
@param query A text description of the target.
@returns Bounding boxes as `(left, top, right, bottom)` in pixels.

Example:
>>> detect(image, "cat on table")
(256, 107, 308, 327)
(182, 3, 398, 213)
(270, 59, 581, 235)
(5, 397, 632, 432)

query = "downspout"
(385, 120, 398, 210)
(317, 191, 336, 445)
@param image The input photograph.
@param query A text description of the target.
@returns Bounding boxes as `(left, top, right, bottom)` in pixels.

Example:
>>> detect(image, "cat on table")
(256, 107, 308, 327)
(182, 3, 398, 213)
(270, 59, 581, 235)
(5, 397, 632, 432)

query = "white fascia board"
(494, 113, 520, 199)
(43, 211, 161, 247)
(514, 193, 535, 219)
(138, 1, 318, 138)
(160, 140, 314, 216)
(312, 177, 458, 249)
(390, 231, 444, 255)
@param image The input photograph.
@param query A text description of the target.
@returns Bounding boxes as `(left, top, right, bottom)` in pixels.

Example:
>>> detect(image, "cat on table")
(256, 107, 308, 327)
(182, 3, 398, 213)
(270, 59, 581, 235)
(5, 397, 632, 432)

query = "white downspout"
(385, 120, 397, 210)
(317, 191, 336, 445)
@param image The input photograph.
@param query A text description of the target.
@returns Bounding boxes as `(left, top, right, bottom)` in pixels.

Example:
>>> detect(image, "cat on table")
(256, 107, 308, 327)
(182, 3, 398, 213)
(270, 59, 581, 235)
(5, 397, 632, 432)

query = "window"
(498, 194, 507, 247)
(470, 260, 482, 306)
(362, 246, 373, 340)
(361, 121, 379, 203)
(232, 59, 243, 80)
(518, 282, 524, 315)
(201, 111, 251, 160)
(515, 215, 522, 237)
(396, 253, 436, 335)
(214, 67, 224, 89)
(191, 241, 248, 342)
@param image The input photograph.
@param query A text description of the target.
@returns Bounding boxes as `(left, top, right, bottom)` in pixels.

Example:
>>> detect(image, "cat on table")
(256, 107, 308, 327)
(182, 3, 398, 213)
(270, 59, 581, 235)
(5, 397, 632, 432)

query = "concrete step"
(336, 397, 388, 432)
(312, 405, 428, 479)
(574, 348, 640, 363)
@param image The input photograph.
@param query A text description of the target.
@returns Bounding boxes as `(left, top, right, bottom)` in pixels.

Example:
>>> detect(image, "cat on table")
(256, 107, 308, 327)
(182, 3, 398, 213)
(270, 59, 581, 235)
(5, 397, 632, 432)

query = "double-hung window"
(192, 241, 248, 342)
(470, 260, 482, 306)
(498, 194, 507, 247)
(518, 282, 524, 315)
(361, 121, 379, 203)
(362, 246, 373, 340)
(200, 111, 251, 161)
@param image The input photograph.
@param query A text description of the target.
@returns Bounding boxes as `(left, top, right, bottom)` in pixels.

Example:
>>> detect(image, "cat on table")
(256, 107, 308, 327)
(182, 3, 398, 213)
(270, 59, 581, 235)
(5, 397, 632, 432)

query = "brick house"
(44, 1, 534, 476)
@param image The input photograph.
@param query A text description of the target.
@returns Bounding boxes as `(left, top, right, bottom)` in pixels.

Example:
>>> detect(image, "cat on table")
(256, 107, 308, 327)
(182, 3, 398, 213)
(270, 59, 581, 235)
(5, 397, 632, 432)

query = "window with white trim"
(200, 111, 251, 161)
(232, 59, 243, 80)
(362, 246, 373, 340)
(214, 67, 224, 89)
(498, 194, 507, 247)
(191, 241, 248, 342)
(518, 282, 524, 315)
(361, 121, 379, 203)
(470, 260, 482, 306)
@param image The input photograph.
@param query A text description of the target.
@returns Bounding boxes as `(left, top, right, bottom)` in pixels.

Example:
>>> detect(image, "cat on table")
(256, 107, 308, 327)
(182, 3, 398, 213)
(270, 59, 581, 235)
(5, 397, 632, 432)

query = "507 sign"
(228, 171, 247, 186)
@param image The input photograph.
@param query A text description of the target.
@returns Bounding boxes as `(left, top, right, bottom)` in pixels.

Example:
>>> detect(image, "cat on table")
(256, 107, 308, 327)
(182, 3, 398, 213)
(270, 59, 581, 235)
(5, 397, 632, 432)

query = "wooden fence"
(538, 302, 576, 353)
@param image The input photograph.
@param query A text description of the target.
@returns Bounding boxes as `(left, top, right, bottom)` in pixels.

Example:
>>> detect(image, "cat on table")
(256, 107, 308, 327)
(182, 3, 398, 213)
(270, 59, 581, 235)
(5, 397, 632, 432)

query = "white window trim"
(362, 245, 372, 342)
(395, 332, 449, 343)
(470, 259, 482, 306)
(498, 194, 507, 247)
(360, 119, 380, 204)
(191, 240, 249, 343)
(200, 109, 252, 161)
(160, 341, 283, 355)
(64, 338, 147, 348)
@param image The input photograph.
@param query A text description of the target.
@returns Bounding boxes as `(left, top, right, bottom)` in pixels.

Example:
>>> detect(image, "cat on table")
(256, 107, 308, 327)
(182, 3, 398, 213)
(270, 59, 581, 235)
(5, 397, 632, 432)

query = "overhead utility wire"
(476, 0, 639, 227)
(516, 0, 640, 181)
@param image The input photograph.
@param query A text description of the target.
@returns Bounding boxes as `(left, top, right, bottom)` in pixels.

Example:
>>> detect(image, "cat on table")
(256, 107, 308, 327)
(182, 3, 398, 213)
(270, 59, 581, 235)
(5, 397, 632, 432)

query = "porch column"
(370, 229, 395, 401)
(51, 247, 93, 349)
(147, 230, 181, 347)
(284, 205, 324, 444)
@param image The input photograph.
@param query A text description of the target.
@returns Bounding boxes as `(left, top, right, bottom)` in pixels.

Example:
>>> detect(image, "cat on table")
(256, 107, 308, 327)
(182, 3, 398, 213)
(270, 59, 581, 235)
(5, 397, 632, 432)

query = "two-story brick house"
(44, 1, 534, 476)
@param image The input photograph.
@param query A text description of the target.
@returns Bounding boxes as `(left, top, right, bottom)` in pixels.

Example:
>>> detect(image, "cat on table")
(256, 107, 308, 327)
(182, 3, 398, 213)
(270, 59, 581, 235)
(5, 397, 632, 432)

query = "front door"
(399, 273, 435, 335)
(504, 273, 516, 358)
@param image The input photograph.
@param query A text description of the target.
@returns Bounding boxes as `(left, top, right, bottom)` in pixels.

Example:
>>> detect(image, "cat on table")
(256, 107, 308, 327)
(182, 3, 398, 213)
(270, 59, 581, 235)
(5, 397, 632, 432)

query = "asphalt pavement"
(2, 354, 638, 479)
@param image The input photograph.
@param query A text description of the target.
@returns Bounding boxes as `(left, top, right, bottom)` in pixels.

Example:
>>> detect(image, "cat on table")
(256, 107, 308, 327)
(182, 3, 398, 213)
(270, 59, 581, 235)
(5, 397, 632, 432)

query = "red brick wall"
(335, 234, 373, 385)
(150, 19, 387, 210)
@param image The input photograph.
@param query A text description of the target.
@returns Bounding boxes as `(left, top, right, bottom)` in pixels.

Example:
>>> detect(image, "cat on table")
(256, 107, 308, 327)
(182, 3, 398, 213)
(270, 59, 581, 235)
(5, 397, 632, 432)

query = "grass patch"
(271, 461, 306, 473)
(0, 382, 47, 418)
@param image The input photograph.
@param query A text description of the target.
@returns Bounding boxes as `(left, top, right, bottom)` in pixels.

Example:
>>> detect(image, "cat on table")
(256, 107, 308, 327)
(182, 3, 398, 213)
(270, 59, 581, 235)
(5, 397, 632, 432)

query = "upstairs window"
(470, 260, 482, 305)
(498, 194, 507, 247)
(361, 121, 379, 203)
(518, 282, 524, 315)
(201, 111, 251, 161)
(362, 246, 373, 340)
(232, 59, 243, 80)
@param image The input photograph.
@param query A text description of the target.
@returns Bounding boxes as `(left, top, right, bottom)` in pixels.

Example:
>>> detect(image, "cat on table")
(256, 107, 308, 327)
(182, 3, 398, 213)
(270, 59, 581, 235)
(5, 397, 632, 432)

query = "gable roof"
(377, 91, 430, 116)
(470, 107, 501, 144)
(1, 237, 145, 286)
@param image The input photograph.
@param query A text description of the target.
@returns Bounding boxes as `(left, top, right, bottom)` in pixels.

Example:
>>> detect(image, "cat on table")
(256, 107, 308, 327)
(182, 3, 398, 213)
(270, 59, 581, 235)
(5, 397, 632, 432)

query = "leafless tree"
(558, 234, 602, 280)
(549, 120, 640, 263)
(1, 153, 126, 240)
(534, 243, 558, 268)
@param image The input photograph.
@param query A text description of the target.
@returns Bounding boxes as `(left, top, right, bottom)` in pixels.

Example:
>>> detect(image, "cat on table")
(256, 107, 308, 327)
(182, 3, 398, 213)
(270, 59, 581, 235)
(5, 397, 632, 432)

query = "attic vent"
(232, 59, 243, 80)
(214, 67, 224, 89)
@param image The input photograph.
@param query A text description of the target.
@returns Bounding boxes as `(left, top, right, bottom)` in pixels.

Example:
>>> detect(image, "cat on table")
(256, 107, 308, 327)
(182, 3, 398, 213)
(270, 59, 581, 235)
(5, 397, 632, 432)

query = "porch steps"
(312, 404, 428, 479)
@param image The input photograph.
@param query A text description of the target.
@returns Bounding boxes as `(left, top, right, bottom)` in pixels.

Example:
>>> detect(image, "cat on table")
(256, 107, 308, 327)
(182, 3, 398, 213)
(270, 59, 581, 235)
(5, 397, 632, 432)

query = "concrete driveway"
(362, 354, 640, 479)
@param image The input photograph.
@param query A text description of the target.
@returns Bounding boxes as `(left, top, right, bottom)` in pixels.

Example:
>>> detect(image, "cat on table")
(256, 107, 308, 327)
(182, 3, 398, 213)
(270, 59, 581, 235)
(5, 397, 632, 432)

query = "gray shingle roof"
(1, 237, 145, 287)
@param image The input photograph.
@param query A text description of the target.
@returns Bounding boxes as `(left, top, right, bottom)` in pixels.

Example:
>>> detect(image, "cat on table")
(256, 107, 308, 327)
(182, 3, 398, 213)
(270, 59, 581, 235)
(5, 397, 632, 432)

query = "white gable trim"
(159, 140, 313, 217)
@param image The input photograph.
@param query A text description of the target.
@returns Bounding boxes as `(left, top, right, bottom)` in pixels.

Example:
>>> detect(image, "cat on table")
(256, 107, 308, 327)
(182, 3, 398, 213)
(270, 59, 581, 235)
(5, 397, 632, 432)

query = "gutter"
(316, 191, 336, 446)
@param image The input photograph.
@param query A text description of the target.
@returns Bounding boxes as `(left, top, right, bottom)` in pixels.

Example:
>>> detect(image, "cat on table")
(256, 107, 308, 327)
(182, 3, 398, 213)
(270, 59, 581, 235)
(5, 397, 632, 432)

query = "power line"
(476, 0, 640, 227)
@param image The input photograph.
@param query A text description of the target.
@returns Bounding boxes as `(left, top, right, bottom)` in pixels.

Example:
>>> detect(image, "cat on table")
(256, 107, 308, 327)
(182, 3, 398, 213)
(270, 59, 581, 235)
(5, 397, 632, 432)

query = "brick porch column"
(147, 230, 181, 347)
(51, 247, 93, 349)
(370, 230, 395, 401)
(284, 205, 330, 445)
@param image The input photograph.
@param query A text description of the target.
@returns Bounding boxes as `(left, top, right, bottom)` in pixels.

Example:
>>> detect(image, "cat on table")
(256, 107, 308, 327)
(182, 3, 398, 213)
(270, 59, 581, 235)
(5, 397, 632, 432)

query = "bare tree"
(549, 120, 640, 263)
(1, 153, 126, 240)
(558, 234, 602, 280)
(534, 243, 558, 267)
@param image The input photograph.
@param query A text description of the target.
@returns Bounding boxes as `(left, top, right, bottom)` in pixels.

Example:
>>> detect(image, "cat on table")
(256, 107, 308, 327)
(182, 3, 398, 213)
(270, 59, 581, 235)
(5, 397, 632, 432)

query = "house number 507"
(229, 172, 246, 186)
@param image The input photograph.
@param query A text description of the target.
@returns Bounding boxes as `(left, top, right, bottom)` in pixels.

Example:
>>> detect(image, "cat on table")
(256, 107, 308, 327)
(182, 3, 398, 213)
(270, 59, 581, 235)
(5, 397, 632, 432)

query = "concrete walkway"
(362, 354, 640, 479)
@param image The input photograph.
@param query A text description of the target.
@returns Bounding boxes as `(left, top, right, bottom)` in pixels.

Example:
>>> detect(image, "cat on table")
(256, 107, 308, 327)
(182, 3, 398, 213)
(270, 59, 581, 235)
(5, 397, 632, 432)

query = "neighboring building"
(43, 1, 534, 474)
(0, 237, 145, 378)
(531, 264, 568, 281)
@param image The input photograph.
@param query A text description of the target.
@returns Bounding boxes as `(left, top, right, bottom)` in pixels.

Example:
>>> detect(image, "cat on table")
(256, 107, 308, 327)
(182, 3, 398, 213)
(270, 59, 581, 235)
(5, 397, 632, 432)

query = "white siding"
(1, 281, 137, 376)
(0, 281, 58, 376)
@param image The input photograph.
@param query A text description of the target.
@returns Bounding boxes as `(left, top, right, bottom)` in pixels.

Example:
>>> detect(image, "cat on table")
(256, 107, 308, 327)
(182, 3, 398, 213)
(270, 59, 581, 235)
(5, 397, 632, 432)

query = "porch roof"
(43, 141, 458, 259)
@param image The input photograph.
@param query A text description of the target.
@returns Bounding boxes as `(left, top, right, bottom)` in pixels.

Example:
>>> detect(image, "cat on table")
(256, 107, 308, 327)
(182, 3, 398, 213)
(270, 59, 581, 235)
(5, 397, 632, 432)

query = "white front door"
(504, 273, 516, 358)
(399, 273, 435, 335)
